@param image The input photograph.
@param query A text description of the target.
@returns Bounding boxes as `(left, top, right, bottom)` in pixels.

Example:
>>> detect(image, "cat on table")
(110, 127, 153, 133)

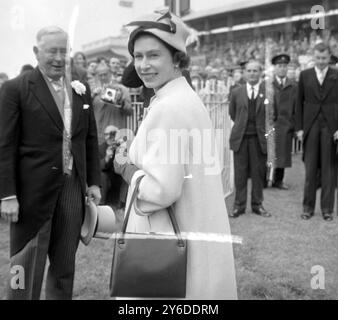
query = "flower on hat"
(71, 80, 86, 96)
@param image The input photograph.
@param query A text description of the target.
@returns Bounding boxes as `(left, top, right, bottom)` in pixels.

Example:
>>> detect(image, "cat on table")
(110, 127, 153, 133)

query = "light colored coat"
(126, 77, 237, 300)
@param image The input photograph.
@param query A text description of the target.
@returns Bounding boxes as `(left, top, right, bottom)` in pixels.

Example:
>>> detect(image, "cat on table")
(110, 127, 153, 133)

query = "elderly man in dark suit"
(271, 54, 297, 190)
(229, 60, 271, 218)
(0, 26, 101, 299)
(296, 42, 338, 221)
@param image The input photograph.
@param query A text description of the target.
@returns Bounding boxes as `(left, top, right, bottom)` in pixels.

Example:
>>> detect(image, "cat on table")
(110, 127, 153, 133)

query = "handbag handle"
(119, 175, 185, 247)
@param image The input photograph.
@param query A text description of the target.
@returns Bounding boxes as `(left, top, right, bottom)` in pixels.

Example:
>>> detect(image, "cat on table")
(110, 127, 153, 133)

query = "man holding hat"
(0, 26, 101, 299)
(271, 53, 297, 190)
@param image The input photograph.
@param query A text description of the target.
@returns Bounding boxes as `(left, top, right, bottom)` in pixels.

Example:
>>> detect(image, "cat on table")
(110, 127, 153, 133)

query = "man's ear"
(33, 46, 39, 57)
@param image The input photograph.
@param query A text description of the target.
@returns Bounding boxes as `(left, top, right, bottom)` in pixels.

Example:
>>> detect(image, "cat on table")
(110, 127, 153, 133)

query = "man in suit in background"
(0, 26, 101, 299)
(271, 54, 297, 190)
(229, 60, 271, 218)
(296, 42, 338, 221)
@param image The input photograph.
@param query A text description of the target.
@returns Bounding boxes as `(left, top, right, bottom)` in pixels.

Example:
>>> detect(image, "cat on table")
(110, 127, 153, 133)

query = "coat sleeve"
(85, 84, 101, 187)
(132, 102, 188, 214)
(229, 89, 237, 121)
(0, 80, 20, 198)
(295, 72, 304, 132)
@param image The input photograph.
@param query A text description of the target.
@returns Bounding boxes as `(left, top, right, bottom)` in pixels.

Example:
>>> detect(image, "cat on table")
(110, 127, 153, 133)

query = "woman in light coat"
(114, 9, 237, 300)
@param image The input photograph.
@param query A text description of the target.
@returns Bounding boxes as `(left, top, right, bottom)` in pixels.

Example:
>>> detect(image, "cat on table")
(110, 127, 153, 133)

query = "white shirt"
(246, 82, 260, 99)
(276, 76, 286, 86)
(314, 66, 329, 84)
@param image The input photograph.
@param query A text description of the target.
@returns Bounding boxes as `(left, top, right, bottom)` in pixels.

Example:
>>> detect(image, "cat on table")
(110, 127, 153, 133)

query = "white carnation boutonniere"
(71, 80, 86, 96)
(259, 93, 264, 98)
(264, 98, 269, 105)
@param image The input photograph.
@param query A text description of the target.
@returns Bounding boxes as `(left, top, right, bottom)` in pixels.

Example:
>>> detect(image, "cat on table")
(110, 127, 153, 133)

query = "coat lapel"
(321, 67, 335, 101)
(255, 83, 265, 114)
(273, 78, 282, 90)
(29, 68, 63, 132)
(240, 86, 249, 110)
(310, 68, 322, 100)
(283, 77, 292, 90)
(71, 83, 86, 134)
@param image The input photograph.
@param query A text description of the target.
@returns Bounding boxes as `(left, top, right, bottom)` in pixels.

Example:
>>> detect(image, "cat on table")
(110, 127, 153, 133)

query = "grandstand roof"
(183, 0, 287, 22)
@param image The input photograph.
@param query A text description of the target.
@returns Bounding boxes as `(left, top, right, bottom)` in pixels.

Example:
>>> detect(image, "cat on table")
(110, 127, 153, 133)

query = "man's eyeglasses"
(104, 132, 116, 139)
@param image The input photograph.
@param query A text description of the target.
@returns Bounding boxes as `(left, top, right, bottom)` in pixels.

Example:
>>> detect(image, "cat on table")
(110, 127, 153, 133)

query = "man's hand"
(1, 198, 19, 223)
(333, 130, 338, 141)
(296, 130, 304, 142)
(87, 185, 101, 206)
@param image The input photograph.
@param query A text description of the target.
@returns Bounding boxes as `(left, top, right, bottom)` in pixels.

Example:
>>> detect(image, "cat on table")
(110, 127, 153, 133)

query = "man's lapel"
(310, 68, 322, 100)
(283, 77, 292, 89)
(240, 86, 249, 111)
(321, 67, 335, 101)
(256, 83, 265, 114)
(29, 68, 63, 132)
(70, 84, 84, 134)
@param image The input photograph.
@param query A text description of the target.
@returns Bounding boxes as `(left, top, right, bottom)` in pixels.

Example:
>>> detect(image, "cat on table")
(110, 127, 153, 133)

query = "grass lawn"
(1, 154, 337, 299)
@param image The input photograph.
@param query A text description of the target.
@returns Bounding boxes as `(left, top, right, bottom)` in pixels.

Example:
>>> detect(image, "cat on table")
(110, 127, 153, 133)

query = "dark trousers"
(234, 135, 266, 210)
(100, 171, 126, 209)
(303, 114, 336, 213)
(274, 168, 285, 183)
(7, 170, 83, 300)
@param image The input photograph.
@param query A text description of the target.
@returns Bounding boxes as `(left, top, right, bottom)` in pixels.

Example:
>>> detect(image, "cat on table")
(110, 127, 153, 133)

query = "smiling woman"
(112, 9, 237, 300)
(132, 34, 190, 93)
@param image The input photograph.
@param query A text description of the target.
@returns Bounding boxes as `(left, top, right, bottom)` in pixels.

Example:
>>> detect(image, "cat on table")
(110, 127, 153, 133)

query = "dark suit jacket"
(295, 67, 338, 141)
(273, 77, 297, 167)
(229, 83, 267, 154)
(0, 67, 101, 255)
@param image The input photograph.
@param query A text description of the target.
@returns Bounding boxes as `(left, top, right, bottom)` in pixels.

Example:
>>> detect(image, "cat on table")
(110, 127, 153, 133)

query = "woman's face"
(74, 54, 85, 68)
(133, 35, 178, 92)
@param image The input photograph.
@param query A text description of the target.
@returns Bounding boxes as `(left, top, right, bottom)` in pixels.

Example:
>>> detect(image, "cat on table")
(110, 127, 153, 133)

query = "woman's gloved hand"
(113, 145, 139, 185)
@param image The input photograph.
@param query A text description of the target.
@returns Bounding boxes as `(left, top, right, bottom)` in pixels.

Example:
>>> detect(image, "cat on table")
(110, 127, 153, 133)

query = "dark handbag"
(109, 175, 187, 298)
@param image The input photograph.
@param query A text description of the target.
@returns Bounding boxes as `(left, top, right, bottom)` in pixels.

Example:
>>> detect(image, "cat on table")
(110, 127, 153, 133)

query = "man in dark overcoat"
(271, 54, 297, 190)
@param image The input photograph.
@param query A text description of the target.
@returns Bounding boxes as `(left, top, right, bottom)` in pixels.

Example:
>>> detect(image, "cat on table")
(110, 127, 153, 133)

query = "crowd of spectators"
(186, 30, 338, 95)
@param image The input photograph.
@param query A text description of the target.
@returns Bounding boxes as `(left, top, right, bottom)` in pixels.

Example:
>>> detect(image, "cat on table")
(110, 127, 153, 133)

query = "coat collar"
(154, 76, 187, 100)
(310, 67, 336, 101)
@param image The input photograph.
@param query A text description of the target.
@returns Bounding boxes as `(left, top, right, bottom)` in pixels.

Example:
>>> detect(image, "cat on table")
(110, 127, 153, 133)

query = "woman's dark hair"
(73, 51, 87, 68)
(129, 30, 190, 69)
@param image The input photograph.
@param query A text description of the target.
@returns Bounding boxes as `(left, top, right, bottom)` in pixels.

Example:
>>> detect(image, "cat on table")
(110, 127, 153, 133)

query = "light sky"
(0, 0, 229, 78)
